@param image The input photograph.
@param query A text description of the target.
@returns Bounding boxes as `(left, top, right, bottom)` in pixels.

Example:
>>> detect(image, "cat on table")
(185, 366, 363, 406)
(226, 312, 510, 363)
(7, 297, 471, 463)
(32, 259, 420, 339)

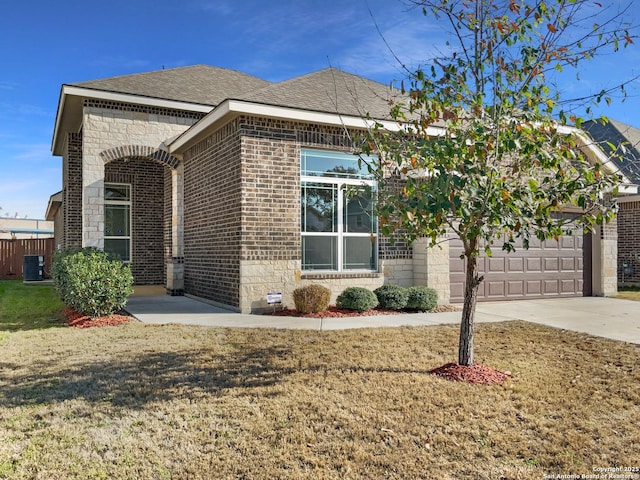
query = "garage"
(449, 228, 591, 303)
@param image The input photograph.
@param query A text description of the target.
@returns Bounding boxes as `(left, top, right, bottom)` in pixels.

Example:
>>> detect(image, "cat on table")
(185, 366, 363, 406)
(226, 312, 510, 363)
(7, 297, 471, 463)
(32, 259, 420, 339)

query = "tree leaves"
(363, 0, 623, 259)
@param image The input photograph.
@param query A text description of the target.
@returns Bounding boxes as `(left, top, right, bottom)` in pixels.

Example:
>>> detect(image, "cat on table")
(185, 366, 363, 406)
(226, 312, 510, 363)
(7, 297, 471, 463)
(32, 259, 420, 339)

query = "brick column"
(413, 237, 450, 304)
(166, 162, 184, 295)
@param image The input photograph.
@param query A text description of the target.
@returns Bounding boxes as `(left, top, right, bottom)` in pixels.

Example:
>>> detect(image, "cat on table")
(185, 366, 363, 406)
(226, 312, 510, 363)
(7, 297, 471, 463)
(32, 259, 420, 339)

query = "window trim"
(301, 149, 378, 273)
(104, 182, 132, 263)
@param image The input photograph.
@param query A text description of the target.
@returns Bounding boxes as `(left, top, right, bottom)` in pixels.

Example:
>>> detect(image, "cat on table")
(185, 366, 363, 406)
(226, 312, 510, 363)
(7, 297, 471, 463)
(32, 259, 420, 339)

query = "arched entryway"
(99, 145, 184, 294)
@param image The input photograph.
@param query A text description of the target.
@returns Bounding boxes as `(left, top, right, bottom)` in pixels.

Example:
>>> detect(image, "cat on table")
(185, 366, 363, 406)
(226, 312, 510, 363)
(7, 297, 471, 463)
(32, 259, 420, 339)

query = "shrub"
(293, 284, 331, 314)
(52, 247, 134, 317)
(405, 286, 438, 312)
(336, 287, 378, 312)
(374, 284, 408, 310)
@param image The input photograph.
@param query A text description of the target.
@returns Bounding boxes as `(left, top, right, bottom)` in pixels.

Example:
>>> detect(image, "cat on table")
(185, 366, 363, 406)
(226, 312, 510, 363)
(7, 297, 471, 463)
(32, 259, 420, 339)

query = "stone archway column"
(166, 162, 185, 295)
(82, 153, 105, 249)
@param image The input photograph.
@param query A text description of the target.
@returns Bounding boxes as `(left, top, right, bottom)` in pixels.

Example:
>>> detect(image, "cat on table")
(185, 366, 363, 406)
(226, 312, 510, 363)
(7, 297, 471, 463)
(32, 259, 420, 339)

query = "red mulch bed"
(264, 304, 460, 318)
(264, 306, 401, 318)
(429, 362, 512, 385)
(63, 307, 133, 329)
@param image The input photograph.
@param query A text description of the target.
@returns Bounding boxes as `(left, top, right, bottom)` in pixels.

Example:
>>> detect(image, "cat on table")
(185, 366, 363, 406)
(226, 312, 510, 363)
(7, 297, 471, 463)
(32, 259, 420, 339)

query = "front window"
(301, 149, 377, 271)
(104, 183, 131, 262)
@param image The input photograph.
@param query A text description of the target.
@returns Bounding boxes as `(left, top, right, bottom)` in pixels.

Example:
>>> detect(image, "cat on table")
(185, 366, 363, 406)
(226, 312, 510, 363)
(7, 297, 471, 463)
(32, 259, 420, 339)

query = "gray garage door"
(449, 230, 588, 303)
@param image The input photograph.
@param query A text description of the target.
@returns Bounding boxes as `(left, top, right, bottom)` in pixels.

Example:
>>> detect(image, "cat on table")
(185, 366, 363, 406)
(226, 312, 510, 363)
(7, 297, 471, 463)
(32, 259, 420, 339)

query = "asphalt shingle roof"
(584, 118, 640, 184)
(236, 68, 400, 120)
(72, 65, 272, 106)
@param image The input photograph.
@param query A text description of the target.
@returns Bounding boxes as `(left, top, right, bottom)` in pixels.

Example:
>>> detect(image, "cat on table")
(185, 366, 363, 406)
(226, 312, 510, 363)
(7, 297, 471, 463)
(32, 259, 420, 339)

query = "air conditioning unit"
(23, 255, 44, 281)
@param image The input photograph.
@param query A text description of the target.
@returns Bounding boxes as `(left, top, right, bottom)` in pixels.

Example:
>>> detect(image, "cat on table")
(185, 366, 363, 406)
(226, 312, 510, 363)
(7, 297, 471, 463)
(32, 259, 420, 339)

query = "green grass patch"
(0, 280, 64, 332)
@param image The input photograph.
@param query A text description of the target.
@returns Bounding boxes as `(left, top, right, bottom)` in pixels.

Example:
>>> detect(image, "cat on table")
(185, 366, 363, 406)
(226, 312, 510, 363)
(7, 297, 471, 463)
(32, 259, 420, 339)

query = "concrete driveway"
(475, 297, 640, 344)
(125, 295, 640, 345)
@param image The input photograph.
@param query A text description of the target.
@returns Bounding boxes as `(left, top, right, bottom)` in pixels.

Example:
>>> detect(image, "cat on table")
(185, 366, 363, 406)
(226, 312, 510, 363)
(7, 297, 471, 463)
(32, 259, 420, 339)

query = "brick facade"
(63, 132, 83, 248)
(182, 115, 423, 312)
(105, 158, 167, 285)
(617, 198, 640, 285)
(183, 120, 243, 307)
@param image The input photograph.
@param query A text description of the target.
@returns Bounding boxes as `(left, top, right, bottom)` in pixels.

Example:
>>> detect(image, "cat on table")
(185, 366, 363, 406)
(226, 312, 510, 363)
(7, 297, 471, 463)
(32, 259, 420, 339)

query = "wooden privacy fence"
(0, 238, 55, 280)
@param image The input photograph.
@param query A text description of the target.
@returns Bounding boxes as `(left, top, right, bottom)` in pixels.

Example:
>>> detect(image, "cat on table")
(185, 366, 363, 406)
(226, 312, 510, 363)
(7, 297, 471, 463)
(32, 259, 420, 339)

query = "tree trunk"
(459, 246, 482, 366)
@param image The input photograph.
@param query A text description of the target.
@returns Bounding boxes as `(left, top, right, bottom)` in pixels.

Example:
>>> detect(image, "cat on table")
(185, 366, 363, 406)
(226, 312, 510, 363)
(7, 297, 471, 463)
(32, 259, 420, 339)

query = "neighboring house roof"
(71, 65, 272, 107)
(236, 68, 398, 120)
(583, 118, 640, 186)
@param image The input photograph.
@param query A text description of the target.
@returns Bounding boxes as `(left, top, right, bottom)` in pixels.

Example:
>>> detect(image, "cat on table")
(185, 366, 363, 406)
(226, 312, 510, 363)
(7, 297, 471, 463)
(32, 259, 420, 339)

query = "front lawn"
(0, 288, 638, 479)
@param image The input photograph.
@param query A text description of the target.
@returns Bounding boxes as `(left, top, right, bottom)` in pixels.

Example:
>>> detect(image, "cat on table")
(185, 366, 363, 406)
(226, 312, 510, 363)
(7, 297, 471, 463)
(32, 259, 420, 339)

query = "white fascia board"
(61, 85, 214, 113)
(568, 125, 633, 182)
(52, 85, 214, 154)
(560, 125, 637, 194)
(617, 184, 639, 195)
(169, 99, 444, 153)
(51, 87, 68, 154)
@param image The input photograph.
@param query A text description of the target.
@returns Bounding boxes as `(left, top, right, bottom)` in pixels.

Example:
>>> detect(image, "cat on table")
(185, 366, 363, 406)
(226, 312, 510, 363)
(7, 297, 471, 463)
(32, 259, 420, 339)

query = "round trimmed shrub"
(293, 284, 331, 314)
(405, 286, 438, 312)
(336, 287, 378, 312)
(374, 284, 408, 310)
(52, 247, 134, 318)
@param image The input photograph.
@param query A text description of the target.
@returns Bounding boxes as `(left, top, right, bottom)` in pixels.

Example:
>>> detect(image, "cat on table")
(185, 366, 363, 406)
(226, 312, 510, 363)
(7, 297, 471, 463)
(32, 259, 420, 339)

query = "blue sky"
(1, 0, 639, 219)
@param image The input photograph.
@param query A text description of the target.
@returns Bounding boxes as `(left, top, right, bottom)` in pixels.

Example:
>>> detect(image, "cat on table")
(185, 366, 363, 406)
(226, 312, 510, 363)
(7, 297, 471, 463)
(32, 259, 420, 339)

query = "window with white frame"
(104, 183, 131, 262)
(301, 149, 378, 271)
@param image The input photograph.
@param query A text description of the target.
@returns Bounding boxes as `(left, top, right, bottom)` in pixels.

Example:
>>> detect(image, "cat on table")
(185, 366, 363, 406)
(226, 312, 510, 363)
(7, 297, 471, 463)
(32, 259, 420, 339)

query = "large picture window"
(104, 183, 131, 262)
(301, 149, 377, 271)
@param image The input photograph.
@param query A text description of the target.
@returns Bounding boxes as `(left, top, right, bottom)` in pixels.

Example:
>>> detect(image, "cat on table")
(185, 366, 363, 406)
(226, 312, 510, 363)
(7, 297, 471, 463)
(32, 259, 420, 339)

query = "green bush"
(293, 284, 331, 314)
(52, 247, 134, 317)
(405, 286, 438, 312)
(374, 284, 408, 310)
(336, 287, 378, 312)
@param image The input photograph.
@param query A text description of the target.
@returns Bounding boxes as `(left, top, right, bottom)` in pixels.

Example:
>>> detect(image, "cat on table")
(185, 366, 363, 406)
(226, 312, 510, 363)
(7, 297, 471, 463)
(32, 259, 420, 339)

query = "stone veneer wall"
(601, 218, 618, 295)
(182, 120, 243, 308)
(617, 199, 640, 285)
(592, 218, 618, 296)
(105, 158, 166, 285)
(63, 132, 83, 248)
(80, 100, 202, 250)
(412, 238, 451, 304)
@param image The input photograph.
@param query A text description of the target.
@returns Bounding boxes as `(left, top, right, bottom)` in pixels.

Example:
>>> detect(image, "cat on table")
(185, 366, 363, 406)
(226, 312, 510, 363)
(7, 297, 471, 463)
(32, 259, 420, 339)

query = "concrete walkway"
(124, 294, 640, 344)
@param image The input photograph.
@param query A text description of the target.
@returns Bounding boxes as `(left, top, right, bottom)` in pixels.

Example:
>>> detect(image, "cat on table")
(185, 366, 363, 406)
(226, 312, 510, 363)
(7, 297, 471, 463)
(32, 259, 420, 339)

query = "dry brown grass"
(1, 321, 638, 479)
(615, 290, 640, 302)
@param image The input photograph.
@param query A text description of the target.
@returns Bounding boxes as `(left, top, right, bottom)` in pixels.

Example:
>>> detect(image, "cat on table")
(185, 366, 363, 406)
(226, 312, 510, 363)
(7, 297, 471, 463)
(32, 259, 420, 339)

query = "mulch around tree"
(63, 307, 133, 329)
(430, 362, 512, 385)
